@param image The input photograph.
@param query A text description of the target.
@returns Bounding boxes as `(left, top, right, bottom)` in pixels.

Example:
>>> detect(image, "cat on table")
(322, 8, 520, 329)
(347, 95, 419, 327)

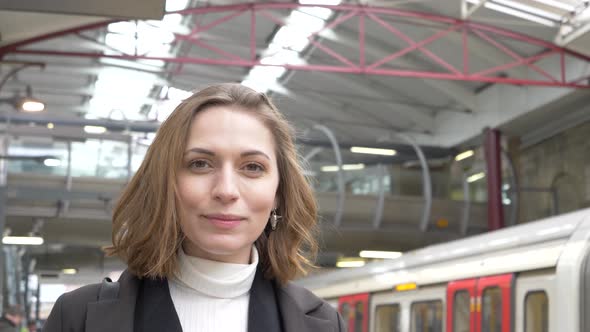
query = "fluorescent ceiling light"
(62, 268, 77, 275)
(467, 172, 486, 183)
(485, 2, 557, 27)
(336, 260, 366, 268)
(21, 100, 45, 112)
(350, 146, 397, 156)
(455, 150, 474, 161)
(321, 163, 365, 172)
(2, 236, 44, 245)
(531, 0, 576, 11)
(359, 250, 402, 259)
(84, 126, 107, 134)
(493, 0, 563, 21)
(43, 158, 61, 167)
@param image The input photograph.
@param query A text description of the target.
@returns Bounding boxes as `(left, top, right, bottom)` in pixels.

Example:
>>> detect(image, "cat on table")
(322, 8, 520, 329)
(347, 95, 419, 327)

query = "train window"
(355, 301, 364, 332)
(525, 291, 548, 332)
(375, 304, 400, 332)
(481, 287, 502, 332)
(410, 300, 443, 332)
(453, 290, 470, 332)
(340, 302, 351, 321)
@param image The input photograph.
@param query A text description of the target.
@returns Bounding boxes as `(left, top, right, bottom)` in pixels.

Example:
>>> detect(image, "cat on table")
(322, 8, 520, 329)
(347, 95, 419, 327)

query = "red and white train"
(296, 208, 590, 332)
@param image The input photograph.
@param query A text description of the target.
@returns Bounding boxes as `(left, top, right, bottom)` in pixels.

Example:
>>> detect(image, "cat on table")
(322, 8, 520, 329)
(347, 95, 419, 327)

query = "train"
(295, 208, 590, 332)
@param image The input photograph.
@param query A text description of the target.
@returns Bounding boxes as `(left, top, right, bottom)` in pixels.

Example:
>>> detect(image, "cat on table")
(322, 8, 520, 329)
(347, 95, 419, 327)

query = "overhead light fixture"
(467, 172, 486, 183)
(350, 146, 397, 156)
(2, 236, 44, 245)
(321, 163, 365, 172)
(62, 268, 77, 275)
(43, 158, 61, 167)
(84, 125, 107, 134)
(18, 98, 45, 112)
(0, 85, 45, 112)
(455, 150, 474, 161)
(359, 250, 402, 259)
(336, 259, 366, 268)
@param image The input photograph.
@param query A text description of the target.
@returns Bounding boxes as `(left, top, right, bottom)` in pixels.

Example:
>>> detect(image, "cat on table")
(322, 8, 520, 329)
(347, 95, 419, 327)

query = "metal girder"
(0, 3, 588, 88)
(323, 24, 479, 112)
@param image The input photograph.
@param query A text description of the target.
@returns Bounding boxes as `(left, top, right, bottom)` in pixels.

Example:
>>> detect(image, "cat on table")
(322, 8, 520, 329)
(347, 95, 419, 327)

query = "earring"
(270, 209, 282, 230)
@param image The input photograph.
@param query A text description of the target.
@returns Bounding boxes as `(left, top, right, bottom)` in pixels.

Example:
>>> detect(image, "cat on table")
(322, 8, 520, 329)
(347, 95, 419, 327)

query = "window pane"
(482, 287, 502, 332)
(411, 300, 443, 332)
(453, 291, 470, 332)
(355, 301, 365, 332)
(375, 304, 400, 332)
(525, 291, 548, 332)
(340, 302, 351, 322)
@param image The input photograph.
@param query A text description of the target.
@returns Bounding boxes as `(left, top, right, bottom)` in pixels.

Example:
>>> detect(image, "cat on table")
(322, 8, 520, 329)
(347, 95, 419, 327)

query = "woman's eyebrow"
(184, 147, 270, 160)
(241, 150, 271, 160)
(184, 147, 215, 156)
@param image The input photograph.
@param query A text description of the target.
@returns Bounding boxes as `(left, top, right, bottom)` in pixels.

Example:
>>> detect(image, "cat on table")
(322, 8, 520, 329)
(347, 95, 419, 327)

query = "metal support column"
(484, 128, 505, 230)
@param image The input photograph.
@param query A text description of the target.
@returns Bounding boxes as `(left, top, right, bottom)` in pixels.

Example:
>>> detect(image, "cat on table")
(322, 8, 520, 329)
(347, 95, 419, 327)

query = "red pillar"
(484, 128, 505, 230)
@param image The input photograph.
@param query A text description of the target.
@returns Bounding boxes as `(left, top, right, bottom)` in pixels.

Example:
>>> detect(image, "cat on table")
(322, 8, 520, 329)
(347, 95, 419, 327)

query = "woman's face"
(176, 105, 280, 264)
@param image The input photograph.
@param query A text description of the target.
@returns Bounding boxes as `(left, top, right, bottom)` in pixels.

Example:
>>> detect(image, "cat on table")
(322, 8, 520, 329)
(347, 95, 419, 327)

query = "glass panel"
(340, 302, 351, 322)
(71, 139, 129, 179)
(375, 304, 400, 332)
(482, 287, 502, 332)
(7, 137, 68, 176)
(525, 291, 548, 332)
(453, 290, 470, 332)
(355, 301, 365, 332)
(411, 300, 443, 332)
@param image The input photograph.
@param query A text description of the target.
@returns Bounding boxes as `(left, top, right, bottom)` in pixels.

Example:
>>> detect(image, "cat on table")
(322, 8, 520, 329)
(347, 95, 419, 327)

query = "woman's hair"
(105, 83, 318, 285)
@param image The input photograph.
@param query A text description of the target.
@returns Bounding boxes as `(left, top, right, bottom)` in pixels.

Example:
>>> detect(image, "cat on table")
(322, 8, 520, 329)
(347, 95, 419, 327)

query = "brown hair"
(105, 83, 318, 285)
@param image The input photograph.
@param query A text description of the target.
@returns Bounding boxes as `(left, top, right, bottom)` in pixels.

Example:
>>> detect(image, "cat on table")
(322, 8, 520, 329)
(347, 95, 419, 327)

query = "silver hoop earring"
(270, 209, 282, 231)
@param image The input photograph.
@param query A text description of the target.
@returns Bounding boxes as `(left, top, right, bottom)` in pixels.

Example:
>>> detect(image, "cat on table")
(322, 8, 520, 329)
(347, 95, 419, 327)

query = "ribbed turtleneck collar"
(173, 245, 259, 299)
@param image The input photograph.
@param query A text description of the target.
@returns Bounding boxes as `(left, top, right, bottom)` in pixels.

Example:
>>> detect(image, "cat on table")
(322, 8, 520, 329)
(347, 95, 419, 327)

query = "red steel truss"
(1, 2, 589, 88)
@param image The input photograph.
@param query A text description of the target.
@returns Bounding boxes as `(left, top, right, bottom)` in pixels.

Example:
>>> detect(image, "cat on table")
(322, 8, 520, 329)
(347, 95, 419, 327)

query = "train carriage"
(295, 208, 590, 332)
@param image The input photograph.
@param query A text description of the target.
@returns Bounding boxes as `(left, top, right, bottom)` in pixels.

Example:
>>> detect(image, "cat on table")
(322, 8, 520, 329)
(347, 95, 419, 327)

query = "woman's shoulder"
(42, 283, 103, 331)
(278, 281, 344, 327)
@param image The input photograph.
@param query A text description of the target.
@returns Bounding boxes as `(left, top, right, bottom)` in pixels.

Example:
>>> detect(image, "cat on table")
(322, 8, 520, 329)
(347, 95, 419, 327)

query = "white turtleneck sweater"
(168, 246, 259, 332)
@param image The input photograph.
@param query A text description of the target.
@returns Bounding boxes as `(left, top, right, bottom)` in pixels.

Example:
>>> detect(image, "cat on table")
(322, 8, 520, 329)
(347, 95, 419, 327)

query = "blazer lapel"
(248, 268, 283, 332)
(85, 270, 139, 332)
(276, 283, 336, 332)
(133, 277, 183, 332)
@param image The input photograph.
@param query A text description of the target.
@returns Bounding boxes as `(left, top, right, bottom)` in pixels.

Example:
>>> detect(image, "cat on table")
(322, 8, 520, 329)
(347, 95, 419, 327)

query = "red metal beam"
(484, 128, 505, 231)
(1, 2, 589, 88)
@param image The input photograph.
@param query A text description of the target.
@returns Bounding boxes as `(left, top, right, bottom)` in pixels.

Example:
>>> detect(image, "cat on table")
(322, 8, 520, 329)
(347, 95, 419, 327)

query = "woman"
(43, 83, 345, 332)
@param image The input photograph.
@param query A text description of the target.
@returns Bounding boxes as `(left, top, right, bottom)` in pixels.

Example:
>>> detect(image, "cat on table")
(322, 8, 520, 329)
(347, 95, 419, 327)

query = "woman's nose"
(212, 167, 239, 203)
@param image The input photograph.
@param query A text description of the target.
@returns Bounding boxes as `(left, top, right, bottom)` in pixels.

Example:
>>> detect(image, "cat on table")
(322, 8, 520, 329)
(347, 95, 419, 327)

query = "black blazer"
(42, 268, 345, 332)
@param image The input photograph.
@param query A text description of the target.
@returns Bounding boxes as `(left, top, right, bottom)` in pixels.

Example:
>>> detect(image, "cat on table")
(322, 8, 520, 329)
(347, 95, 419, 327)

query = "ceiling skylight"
(88, 0, 190, 122)
(242, 0, 342, 94)
(464, 0, 582, 27)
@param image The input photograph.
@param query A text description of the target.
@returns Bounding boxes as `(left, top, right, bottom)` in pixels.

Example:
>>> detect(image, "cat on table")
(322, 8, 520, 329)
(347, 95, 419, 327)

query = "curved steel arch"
(1, 2, 589, 88)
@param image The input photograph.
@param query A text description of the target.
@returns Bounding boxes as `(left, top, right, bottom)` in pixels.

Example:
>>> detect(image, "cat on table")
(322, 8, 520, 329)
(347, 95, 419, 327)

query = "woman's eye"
(243, 163, 264, 173)
(189, 160, 211, 170)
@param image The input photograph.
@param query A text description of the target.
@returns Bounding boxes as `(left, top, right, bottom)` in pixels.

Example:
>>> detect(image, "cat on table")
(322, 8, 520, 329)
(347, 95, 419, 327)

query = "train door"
(339, 293, 369, 332)
(476, 274, 512, 332)
(447, 278, 476, 332)
(447, 274, 513, 332)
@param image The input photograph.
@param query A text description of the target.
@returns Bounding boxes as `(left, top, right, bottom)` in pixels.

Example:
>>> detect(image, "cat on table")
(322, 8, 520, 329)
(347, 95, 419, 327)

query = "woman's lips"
(203, 214, 245, 229)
